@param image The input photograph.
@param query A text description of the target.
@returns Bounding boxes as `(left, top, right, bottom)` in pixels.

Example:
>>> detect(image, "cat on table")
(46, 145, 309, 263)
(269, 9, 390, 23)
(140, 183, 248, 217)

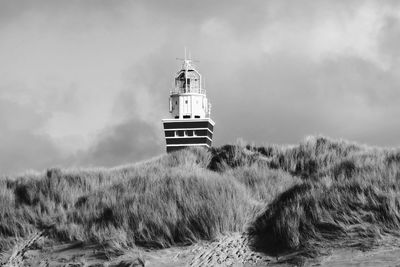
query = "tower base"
(162, 118, 215, 153)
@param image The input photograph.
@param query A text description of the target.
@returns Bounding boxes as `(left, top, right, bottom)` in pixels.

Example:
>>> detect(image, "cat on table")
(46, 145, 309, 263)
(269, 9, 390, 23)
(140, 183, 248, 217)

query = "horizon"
(1, 0, 400, 174)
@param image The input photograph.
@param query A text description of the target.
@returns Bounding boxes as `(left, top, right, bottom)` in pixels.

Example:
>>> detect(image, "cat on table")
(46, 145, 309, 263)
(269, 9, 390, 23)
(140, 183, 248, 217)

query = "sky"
(1, 0, 400, 174)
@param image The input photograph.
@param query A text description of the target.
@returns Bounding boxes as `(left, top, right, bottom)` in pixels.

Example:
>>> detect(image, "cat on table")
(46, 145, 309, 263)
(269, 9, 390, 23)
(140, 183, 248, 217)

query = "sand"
(3, 232, 400, 266)
(1, 232, 274, 267)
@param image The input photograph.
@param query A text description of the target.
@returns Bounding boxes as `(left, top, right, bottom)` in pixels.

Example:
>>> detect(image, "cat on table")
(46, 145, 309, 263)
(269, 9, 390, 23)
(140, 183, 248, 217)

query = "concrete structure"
(162, 57, 215, 152)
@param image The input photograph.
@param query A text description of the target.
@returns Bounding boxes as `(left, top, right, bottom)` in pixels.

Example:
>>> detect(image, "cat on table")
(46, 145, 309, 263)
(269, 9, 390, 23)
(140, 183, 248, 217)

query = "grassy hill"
(1, 136, 400, 260)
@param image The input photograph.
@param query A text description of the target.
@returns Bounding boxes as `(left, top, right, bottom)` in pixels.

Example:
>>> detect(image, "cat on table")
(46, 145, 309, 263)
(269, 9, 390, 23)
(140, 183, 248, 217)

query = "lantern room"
(172, 60, 205, 95)
(174, 60, 203, 94)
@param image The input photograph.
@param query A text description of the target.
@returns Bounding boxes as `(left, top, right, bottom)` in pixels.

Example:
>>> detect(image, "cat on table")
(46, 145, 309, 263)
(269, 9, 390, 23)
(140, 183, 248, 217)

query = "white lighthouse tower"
(162, 56, 215, 152)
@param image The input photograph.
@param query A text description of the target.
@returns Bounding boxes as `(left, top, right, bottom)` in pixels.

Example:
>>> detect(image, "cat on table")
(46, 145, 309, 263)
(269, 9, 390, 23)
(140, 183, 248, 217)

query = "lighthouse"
(162, 57, 215, 152)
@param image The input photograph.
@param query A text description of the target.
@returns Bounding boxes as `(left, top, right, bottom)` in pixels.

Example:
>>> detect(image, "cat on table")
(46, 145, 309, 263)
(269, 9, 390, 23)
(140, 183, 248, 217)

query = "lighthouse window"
(185, 100, 188, 104)
(175, 101, 177, 104)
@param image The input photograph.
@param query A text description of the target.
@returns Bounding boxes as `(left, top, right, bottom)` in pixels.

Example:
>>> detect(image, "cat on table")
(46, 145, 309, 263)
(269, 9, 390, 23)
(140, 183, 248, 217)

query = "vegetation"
(1, 135, 400, 260)
(246, 136, 400, 257)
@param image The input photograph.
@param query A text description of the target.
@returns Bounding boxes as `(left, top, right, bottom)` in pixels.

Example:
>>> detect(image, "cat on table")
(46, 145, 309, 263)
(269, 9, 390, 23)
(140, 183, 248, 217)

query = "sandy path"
(5, 231, 400, 266)
(188, 233, 273, 266)
(2, 232, 275, 267)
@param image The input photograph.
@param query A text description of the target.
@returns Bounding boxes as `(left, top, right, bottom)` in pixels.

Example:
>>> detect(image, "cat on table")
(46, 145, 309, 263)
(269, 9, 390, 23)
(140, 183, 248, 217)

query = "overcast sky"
(1, 0, 400, 174)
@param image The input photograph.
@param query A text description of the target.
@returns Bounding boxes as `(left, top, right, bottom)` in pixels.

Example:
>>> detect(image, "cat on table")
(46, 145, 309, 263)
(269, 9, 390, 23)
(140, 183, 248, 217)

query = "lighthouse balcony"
(170, 87, 206, 95)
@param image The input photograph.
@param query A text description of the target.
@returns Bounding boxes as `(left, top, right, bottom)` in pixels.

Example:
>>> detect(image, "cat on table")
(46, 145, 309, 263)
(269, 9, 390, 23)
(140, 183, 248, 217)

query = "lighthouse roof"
(176, 68, 200, 79)
(180, 59, 197, 71)
(176, 59, 201, 79)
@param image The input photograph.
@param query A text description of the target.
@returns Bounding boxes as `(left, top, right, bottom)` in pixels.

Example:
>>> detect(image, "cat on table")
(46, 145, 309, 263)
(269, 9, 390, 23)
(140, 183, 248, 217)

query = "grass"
(246, 136, 400, 258)
(0, 147, 297, 252)
(1, 135, 400, 261)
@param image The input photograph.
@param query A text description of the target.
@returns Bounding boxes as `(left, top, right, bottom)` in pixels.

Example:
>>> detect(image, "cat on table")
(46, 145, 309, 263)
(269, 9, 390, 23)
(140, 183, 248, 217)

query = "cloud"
(378, 13, 400, 66)
(1, 0, 400, 174)
(77, 117, 162, 167)
(0, 99, 65, 175)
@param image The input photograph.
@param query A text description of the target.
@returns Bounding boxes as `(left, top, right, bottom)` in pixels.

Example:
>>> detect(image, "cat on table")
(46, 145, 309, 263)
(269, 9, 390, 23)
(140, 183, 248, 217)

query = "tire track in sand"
(189, 232, 272, 266)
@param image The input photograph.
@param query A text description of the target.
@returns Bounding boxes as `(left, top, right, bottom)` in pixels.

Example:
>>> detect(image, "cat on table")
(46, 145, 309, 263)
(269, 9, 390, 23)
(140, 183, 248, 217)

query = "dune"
(1, 136, 400, 266)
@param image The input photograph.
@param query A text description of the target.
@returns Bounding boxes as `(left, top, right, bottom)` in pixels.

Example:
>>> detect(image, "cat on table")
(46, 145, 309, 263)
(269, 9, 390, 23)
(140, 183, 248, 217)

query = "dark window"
(175, 116, 179, 119)
(166, 137, 208, 145)
(195, 130, 207, 136)
(177, 130, 184, 137)
(165, 131, 175, 137)
(185, 100, 188, 104)
(183, 115, 191, 119)
(187, 130, 193, 136)
(195, 115, 200, 118)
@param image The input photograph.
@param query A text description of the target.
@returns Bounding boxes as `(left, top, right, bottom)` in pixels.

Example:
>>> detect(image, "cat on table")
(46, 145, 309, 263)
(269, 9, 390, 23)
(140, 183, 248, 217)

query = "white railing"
(170, 87, 206, 95)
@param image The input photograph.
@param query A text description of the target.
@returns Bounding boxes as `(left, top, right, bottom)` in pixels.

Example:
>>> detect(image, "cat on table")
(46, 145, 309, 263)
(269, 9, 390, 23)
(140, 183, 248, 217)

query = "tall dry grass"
(246, 136, 400, 257)
(0, 147, 298, 251)
(1, 136, 399, 260)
